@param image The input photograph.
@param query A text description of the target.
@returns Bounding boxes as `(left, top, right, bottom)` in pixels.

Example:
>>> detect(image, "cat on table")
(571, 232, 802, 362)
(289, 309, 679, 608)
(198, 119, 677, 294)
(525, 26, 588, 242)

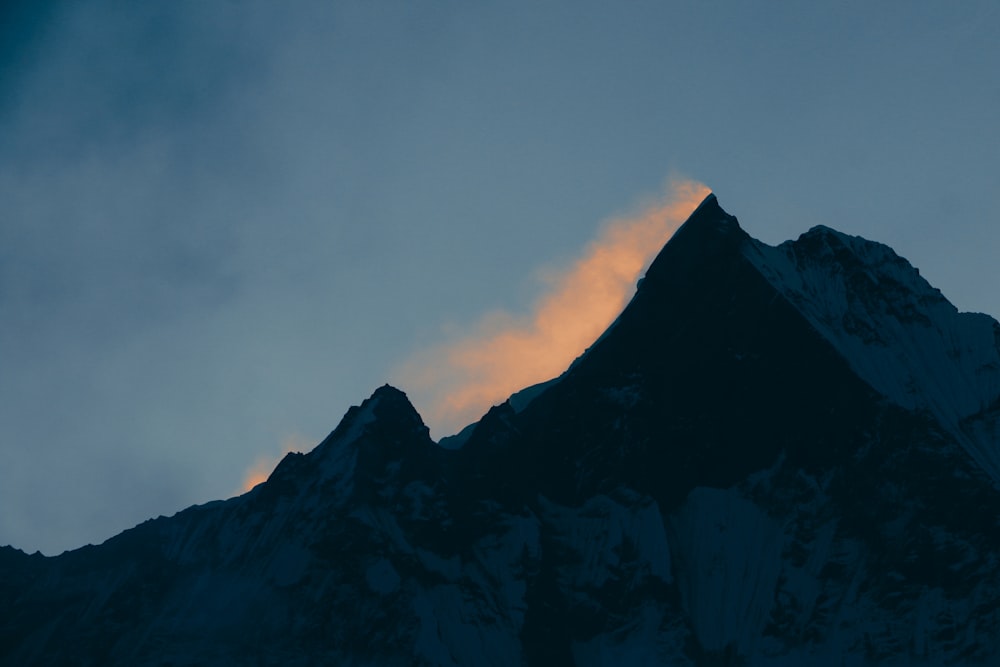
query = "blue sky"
(1, 1, 998, 554)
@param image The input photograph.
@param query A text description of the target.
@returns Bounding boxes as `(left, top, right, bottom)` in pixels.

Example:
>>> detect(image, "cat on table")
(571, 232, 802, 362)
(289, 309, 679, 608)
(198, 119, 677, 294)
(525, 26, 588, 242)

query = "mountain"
(3, 194, 1000, 666)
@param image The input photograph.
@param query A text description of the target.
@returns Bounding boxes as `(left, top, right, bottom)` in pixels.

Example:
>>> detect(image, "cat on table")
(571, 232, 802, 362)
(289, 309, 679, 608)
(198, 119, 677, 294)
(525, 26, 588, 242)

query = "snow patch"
(540, 491, 672, 590)
(571, 603, 693, 667)
(667, 486, 784, 657)
(409, 511, 540, 666)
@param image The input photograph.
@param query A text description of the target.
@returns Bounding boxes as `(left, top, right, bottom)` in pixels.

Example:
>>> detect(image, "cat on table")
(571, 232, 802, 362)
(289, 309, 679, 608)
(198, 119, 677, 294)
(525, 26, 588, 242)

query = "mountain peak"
(366, 384, 428, 434)
(800, 223, 841, 237)
(371, 383, 409, 401)
(671, 191, 737, 239)
(639, 192, 747, 294)
(318, 384, 429, 450)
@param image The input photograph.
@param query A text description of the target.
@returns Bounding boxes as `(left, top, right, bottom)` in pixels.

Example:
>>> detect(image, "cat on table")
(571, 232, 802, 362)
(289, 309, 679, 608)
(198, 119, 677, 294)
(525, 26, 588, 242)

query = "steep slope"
(2, 194, 999, 666)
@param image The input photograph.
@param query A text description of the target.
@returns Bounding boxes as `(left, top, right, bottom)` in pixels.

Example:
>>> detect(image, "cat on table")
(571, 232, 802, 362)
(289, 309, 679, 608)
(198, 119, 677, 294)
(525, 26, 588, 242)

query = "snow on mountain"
(2, 194, 999, 666)
(744, 225, 1000, 481)
(667, 486, 784, 657)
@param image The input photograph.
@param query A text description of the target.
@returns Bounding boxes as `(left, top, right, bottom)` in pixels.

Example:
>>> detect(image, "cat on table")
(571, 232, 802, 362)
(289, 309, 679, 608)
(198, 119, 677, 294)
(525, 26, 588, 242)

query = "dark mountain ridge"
(3, 194, 999, 665)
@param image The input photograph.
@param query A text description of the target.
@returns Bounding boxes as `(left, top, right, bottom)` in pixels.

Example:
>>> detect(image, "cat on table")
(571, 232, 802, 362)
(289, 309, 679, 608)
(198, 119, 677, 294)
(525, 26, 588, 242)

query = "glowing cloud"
(395, 178, 711, 437)
(238, 433, 311, 493)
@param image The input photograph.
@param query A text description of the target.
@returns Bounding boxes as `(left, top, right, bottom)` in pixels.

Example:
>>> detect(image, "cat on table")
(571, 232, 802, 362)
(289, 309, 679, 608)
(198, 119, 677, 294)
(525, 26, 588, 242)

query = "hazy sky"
(2, 1, 997, 555)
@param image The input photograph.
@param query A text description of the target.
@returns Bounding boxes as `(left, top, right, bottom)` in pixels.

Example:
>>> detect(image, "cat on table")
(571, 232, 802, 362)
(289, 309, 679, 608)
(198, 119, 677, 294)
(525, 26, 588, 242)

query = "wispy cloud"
(394, 178, 711, 437)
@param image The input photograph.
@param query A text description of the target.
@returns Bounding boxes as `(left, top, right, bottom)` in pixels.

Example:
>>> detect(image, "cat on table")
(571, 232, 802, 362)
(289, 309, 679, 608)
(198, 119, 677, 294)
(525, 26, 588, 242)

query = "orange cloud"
(394, 178, 711, 438)
(238, 433, 311, 493)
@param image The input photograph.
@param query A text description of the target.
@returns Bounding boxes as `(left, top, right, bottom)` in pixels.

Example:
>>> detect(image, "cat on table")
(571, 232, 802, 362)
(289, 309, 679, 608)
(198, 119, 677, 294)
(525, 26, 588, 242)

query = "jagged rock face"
(3, 195, 1000, 666)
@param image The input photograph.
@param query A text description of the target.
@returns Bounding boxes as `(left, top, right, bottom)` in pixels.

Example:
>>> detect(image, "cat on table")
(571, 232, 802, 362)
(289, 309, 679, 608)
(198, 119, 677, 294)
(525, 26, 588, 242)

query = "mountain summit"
(3, 195, 1000, 666)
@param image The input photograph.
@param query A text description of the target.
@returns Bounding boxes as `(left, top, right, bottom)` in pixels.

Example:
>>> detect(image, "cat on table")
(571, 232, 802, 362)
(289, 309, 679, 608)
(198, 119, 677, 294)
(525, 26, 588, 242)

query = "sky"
(1, 1, 997, 555)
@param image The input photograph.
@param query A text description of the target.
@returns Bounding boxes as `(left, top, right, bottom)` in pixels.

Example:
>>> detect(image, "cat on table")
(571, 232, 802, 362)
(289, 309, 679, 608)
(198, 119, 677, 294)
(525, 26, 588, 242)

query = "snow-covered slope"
(745, 225, 1000, 481)
(3, 194, 999, 666)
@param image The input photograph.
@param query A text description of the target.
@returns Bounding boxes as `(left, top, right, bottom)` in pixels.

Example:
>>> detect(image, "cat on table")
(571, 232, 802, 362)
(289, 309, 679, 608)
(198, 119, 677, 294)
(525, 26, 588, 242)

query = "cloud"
(394, 178, 711, 437)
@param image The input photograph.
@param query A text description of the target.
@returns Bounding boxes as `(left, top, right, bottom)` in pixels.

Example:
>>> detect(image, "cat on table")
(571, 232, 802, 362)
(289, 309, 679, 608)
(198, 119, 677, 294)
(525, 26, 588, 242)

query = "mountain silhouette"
(3, 194, 999, 666)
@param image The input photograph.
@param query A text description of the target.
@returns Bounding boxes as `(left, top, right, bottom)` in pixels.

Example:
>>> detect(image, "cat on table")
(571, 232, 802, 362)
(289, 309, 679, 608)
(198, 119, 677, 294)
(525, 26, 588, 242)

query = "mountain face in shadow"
(4, 195, 1000, 666)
